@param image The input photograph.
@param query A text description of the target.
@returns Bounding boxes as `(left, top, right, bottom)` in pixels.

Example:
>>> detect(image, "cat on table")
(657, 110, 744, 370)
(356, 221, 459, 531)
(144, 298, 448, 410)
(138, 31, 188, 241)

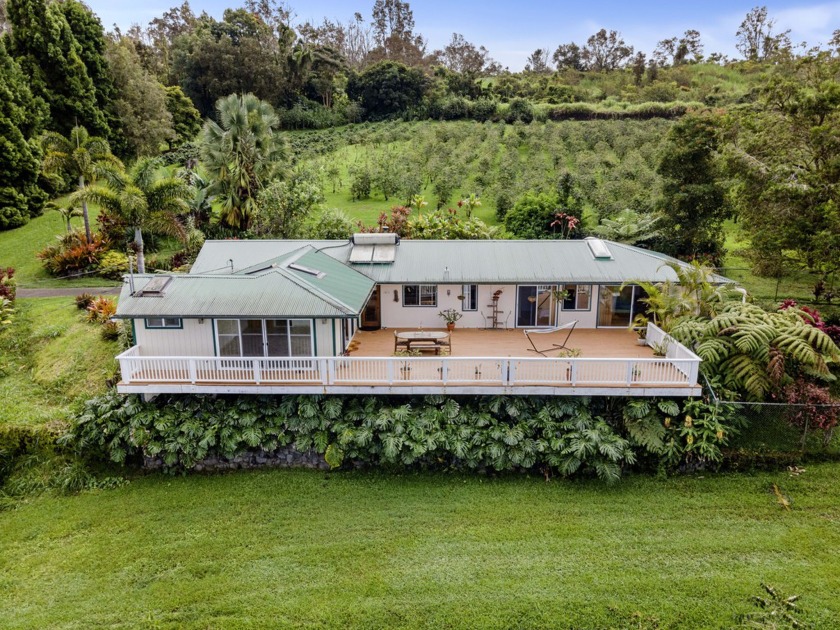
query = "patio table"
(396, 330, 450, 353)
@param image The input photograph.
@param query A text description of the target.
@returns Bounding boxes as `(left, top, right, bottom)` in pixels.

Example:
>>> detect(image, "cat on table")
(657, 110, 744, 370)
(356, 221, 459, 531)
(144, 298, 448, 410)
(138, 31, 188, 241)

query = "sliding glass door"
(216, 319, 313, 357)
(516, 285, 557, 328)
(597, 285, 648, 327)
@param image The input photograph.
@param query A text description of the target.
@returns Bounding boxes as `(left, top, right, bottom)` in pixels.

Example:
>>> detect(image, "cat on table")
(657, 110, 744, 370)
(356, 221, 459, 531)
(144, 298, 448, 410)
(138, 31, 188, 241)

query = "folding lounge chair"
(524, 321, 578, 357)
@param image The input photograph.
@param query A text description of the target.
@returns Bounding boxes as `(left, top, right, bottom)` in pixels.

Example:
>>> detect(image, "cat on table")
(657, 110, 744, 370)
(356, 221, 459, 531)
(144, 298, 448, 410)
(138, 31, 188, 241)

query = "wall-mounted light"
(393, 289, 399, 303)
(198, 318, 205, 324)
(446, 289, 451, 296)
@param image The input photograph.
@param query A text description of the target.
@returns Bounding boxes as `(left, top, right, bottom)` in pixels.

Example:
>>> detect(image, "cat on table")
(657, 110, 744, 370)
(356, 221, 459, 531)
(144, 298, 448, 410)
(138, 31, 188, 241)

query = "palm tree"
(73, 158, 190, 273)
(199, 93, 285, 230)
(41, 126, 122, 243)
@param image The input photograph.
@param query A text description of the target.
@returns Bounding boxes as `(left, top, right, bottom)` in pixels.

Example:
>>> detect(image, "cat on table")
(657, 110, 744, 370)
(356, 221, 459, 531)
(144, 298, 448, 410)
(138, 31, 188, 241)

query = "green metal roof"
(115, 246, 375, 319)
(192, 239, 732, 285)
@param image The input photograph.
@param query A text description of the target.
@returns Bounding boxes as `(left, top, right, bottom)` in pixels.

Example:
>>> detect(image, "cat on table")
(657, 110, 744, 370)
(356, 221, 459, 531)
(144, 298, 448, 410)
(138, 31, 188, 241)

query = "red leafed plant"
(0, 267, 15, 301)
(782, 378, 840, 443)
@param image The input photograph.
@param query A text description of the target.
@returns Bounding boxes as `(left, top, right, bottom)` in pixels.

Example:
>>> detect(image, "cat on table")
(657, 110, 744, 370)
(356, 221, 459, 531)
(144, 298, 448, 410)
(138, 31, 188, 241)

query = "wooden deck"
(115, 325, 702, 397)
(349, 327, 652, 359)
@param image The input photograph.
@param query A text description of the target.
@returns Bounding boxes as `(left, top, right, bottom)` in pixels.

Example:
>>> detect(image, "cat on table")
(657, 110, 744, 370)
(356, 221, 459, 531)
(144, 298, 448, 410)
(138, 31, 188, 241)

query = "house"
(115, 235, 711, 397)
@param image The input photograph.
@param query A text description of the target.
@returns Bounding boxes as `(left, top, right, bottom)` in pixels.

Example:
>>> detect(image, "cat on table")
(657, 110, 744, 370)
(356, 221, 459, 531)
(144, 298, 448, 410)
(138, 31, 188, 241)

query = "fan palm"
(41, 126, 122, 243)
(199, 93, 285, 230)
(73, 158, 190, 273)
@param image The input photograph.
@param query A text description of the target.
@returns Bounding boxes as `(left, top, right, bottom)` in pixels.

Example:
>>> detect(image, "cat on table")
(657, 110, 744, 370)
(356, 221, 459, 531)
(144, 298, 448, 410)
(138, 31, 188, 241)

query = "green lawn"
(0, 205, 117, 289)
(0, 298, 119, 426)
(2, 465, 839, 628)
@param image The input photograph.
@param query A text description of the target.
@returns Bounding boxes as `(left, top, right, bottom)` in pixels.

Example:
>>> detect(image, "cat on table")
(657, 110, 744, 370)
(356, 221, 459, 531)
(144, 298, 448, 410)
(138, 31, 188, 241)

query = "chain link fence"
(703, 378, 840, 467)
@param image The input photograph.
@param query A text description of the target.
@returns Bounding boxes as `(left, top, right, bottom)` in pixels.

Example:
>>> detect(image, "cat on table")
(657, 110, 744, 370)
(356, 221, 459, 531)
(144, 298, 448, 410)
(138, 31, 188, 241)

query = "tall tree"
(656, 114, 728, 263)
(6, 0, 106, 136)
(41, 126, 121, 242)
(58, 0, 123, 154)
(164, 85, 202, 149)
(433, 33, 495, 75)
(370, 0, 426, 66)
(0, 38, 47, 230)
(74, 158, 191, 273)
(653, 30, 703, 66)
(553, 43, 585, 71)
(724, 54, 840, 279)
(106, 38, 174, 157)
(199, 93, 285, 230)
(524, 48, 551, 74)
(736, 6, 791, 61)
(581, 29, 633, 71)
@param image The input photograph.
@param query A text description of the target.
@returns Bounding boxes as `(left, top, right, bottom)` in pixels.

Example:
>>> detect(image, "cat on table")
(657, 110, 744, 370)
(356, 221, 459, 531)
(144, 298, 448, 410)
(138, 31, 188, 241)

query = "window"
(216, 319, 312, 357)
(561, 285, 591, 311)
(144, 317, 182, 329)
(403, 284, 437, 307)
(461, 284, 478, 311)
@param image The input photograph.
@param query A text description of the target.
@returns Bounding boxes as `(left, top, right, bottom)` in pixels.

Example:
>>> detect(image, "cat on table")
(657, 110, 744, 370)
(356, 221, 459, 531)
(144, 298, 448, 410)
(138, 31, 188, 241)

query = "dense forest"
(0, 0, 838, 283)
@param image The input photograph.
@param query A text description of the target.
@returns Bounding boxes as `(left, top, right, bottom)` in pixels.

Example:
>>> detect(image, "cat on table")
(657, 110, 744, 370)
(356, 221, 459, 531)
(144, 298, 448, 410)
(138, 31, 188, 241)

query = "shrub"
(100, 320, 121, 341)
(98, 251, 129, 280)
(471, 98, 498, 122)
(75, 293, 95, 310)
(505, 98, 535, 123)
(0, 267, 15, 301)
(37, 231, 109, 277)
(86, 296, 116, 324)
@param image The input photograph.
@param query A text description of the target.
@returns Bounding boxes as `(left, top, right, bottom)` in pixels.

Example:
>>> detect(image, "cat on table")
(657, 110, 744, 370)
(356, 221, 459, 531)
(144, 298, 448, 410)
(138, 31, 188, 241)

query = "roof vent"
(349, 232, 400, 264)
(585, 237, 613, 260)
(288, 262, 326, 279)
(136, 275, 172, 296)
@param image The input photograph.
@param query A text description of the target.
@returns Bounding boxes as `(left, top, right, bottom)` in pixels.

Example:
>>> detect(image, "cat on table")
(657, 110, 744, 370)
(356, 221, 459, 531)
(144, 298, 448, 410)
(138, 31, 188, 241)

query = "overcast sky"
(86, 0, 840, 69)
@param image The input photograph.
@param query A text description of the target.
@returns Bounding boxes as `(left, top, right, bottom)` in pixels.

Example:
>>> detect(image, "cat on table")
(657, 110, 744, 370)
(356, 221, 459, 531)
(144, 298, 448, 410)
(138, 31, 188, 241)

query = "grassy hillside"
(0, 204, 116, 289)
(1, 465, 839, 628)
(0, 298, 119, 427)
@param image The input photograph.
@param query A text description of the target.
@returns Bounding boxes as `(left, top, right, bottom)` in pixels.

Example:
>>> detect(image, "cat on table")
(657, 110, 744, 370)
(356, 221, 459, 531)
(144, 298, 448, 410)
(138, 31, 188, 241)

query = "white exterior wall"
(378, 284, 602, 329)
(134, 318, 215, 356)
(314, 318, 336, 356)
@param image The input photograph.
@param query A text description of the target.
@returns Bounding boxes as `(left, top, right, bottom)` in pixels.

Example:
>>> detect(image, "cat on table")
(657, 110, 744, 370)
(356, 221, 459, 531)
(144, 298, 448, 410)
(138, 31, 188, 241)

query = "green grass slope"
(0, 298, 119, 426)
(1, 465, 838, 628)
(0, 205, 115, 289)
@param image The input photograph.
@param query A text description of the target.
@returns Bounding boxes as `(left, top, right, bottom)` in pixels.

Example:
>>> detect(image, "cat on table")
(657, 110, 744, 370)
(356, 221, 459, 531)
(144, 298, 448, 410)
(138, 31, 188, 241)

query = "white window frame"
(214, 319, 314, 357)
(403, 284, 437, 307)
(461, 284, 478, 311)
(144, 317, 182, 329)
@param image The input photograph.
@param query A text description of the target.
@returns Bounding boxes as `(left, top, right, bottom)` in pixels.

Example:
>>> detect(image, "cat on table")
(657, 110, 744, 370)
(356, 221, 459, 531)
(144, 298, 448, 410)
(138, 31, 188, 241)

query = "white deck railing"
(117, 344, 701, 389)
(645, 322, 701, 386)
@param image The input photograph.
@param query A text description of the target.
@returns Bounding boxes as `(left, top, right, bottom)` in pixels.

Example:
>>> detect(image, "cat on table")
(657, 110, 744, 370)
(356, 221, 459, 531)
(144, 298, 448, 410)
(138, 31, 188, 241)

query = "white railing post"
(441, 359, 448, 384)
(253, 359, 261, 384)
(626, 361, 635, 385)
(326, 358, 335, 385)
(503, 359, 512, 385)
(387, 359, 395, 385)
(189, 358, 197, 384)
(121, 358, 132, 384)
(570, 361, 578, 385)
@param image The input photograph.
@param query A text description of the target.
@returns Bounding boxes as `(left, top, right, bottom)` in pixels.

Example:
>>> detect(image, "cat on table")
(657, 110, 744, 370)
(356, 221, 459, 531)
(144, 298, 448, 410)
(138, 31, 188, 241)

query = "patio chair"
(524, 321, 578, 357)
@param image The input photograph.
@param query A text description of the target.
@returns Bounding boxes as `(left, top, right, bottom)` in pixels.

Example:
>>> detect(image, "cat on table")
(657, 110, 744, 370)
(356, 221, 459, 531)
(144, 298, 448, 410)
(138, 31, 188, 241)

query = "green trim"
(130, 319, 137, 345)
(331, 319, 337, 356)
(311, 318, 318, 356)
(144, 317, 183, 329)
(211, 319, 218, 356)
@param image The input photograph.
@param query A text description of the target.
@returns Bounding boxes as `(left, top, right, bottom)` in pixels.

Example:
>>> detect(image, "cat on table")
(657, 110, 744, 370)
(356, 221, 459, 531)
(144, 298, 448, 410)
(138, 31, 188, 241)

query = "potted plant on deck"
(631, 314, 649, 346)
(438, 308, 463, 331)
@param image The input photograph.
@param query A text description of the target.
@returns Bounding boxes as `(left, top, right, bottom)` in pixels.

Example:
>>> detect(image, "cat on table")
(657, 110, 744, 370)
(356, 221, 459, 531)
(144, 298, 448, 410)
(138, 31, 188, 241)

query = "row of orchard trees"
(0, 0, 201, 230)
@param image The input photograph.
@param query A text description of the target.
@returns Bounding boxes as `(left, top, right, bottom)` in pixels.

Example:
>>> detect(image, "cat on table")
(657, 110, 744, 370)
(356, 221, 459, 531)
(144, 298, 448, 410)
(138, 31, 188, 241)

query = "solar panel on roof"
(371, 245, 396, 263)
(349, 245, 374, 263)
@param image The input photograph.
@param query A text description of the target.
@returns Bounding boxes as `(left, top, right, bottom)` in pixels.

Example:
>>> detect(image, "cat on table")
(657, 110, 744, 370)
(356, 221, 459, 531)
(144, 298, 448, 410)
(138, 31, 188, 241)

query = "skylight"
(288, 262, 326, 279)
(585, 238, 613, 260)
(137, 275, 172, 296)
